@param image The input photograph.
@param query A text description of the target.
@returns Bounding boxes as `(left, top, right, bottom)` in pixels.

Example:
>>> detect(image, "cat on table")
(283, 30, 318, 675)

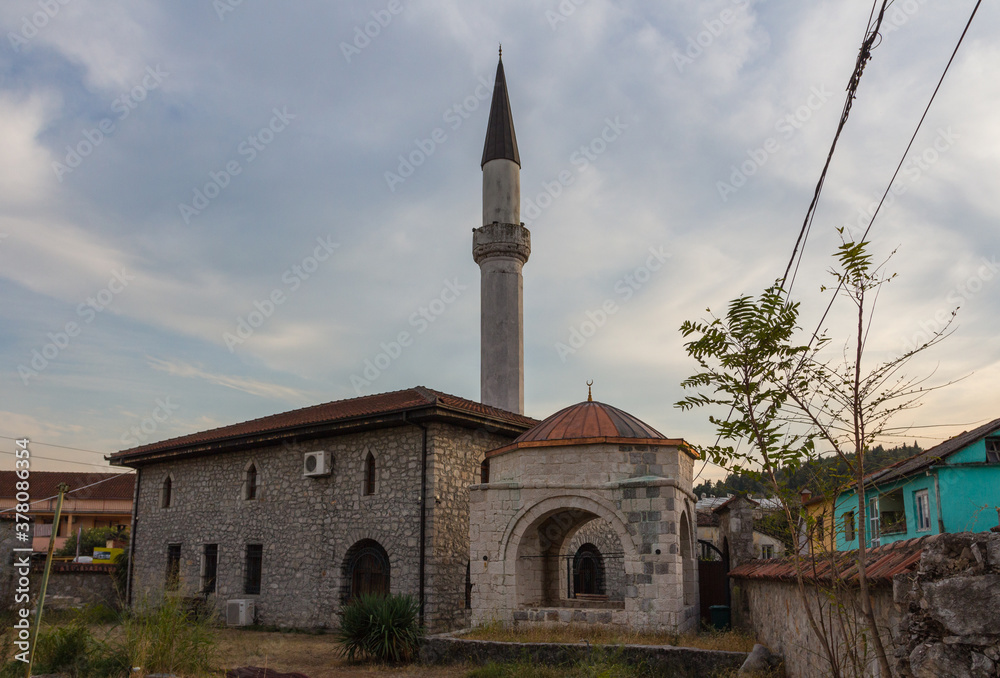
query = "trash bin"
(709, 604, 731, 630)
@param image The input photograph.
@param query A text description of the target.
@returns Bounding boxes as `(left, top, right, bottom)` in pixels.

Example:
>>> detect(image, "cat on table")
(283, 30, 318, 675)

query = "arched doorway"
(572, 543, 605, 597)
(342, 539, 390, 602)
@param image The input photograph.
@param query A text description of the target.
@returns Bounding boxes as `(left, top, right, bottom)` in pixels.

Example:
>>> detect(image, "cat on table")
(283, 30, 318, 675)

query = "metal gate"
(697, 539, 729, 624)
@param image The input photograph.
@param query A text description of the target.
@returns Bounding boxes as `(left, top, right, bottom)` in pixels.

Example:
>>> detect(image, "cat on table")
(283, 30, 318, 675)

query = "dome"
(515, 400, 666, 444)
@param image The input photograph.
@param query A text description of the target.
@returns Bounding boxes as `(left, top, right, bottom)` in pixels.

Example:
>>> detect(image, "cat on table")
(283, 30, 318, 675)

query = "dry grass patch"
(460, 623, 756, 653)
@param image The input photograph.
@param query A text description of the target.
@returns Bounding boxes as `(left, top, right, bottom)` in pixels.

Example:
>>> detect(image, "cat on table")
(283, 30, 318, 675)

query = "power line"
(0, 469, 134, 514)
(0, 434, 108, 457)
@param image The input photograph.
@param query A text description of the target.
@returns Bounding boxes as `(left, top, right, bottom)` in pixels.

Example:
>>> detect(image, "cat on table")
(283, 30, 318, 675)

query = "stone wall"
(732, 531, 1000, 678)
(420, 632, 748, 677)
(33, 563, 120, 609)
(131, 422, 509, 631)
(735, 575, 899, 677)
(423, 423, 515, 632)
(894, 532, 1000, 678)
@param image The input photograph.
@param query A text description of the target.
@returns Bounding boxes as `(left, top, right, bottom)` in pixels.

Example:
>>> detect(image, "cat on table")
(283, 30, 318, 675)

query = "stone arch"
(501, 494, 637, 609)
(341, 539, 390, 602)
(501, 494, 637, 563)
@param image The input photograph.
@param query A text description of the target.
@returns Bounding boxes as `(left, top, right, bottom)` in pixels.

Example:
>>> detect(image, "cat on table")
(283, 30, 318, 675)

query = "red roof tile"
(110, 386, 538, 462)
(0, 471, 134, 501)
(729, 534, 937, 584)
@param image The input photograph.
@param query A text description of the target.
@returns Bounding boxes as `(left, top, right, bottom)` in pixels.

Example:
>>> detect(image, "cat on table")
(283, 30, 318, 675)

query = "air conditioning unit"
(303, 450, 332, 477)
(226, 599, 255, 626)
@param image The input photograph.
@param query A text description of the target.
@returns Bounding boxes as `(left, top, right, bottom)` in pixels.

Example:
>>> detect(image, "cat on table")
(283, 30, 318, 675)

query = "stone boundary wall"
(30, 562, 121, 610)
(732, 531, 1000, 678)
(420, 632, 748, 676)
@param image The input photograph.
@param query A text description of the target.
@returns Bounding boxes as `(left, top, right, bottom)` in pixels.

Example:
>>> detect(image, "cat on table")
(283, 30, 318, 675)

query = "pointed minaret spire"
(474, 50, 530, 415)
(481, 50, 520, 169)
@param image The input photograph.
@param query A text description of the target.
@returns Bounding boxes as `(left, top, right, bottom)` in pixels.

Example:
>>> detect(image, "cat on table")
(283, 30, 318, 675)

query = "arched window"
(680, 511, 695, 606)
(480, 458, 490, 484)
(245, 463, 258, 500)
(572, 543, 606, 597)
(161, 476, 172, 508)
(363, 452, 376, 496)
(342, 539, 390, 602)
(465, 561, 472, 609)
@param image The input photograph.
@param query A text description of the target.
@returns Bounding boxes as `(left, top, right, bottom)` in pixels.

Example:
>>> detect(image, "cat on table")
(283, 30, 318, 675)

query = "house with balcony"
(833, 418, 1000, 550)
(0, 471, 134, 553)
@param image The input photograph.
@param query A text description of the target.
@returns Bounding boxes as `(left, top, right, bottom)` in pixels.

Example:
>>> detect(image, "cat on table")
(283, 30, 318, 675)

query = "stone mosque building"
(111, 54, 700, 633)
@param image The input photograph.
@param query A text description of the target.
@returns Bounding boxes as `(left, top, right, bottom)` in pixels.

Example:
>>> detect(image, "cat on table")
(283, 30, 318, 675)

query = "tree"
(677, 239, 951, 677)
(55, 526, 128, 559)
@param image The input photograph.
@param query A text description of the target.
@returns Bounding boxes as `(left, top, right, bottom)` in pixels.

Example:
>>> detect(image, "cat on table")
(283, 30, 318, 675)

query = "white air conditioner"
(226, 599, 255, 626)
(303, 450, 332, 477)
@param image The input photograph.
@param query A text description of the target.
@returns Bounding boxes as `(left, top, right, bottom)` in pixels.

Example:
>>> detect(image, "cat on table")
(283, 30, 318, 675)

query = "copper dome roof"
(487, 400, 696, 459)
(516, 400, 665, 443)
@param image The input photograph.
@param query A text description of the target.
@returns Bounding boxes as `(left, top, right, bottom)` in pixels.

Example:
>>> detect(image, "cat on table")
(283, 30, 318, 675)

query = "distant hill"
(693, 442, 923, 499)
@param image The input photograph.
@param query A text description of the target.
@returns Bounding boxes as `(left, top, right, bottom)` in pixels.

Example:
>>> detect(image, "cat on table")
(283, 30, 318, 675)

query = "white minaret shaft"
(473, 52, 530, 415)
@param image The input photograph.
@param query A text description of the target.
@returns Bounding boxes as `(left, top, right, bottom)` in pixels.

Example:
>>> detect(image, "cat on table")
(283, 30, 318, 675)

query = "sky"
(1, 0, 998, 485)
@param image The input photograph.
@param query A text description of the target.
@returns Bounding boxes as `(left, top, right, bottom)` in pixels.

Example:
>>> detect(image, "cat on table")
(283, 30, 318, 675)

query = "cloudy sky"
(1, 0, 997, 483)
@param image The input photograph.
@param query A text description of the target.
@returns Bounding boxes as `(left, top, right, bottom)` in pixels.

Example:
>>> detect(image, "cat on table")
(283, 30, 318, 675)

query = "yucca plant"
(335, 593, 423, 663)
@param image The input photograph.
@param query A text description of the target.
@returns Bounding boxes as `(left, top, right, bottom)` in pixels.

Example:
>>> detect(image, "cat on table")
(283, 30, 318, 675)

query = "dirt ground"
(213, 629, 469, 678)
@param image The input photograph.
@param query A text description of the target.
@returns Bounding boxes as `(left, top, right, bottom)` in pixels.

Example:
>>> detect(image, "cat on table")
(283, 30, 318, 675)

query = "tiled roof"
(487, 400, 695, 459)
(729, 534, 936, 584)
(0, 471, 134, 501)
(110, 386, 538, 462)
(859, 418, 1000, 488)
(514, 400, 666, 444)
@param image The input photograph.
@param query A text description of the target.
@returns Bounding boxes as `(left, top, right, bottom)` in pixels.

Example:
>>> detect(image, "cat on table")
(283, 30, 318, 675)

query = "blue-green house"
(834, 418, 1000, 550)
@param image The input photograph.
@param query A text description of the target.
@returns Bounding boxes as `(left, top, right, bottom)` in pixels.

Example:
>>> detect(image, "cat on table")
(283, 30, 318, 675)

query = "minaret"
(473, 48, 530, 415)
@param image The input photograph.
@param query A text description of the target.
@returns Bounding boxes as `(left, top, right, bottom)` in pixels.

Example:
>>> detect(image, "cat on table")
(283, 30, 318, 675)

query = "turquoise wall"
(833, 435, 1000, 550)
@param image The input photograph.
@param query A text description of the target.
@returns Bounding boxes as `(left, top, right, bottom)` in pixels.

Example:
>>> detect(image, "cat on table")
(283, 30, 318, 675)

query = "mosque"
(111, 53, 700, 633)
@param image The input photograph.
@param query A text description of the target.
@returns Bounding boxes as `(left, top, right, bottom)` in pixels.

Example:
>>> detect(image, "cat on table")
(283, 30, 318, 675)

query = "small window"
(815, 515, 825, 543)
(869, 497, 881, 548)
(202, 544, 218, 594)
(161, 476, 173, 508)
(844, 511, 856, 542)
(245, 463, 259, 500)
(166, 543, 181, 591)
(986, 438, 1000, 464)
(480, 459, 490, 484)
(363, 452, 376, 496)
(244, 544, 263, 595)
(761, 544, 774, 559)
(465, 562, 472, 610)
(915, 489, 931, 532)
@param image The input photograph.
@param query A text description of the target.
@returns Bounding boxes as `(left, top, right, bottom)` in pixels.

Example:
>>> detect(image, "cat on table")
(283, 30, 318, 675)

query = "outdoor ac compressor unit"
(226, 599, 255, 626)
(302, 450, 332, 477)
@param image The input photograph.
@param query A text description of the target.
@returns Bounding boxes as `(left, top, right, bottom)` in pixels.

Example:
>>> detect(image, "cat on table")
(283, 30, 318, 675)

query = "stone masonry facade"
(470, 441, 700, 632)
(131, 421, 511, 631)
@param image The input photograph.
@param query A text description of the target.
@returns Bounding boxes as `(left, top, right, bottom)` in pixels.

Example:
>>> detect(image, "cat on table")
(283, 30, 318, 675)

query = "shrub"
(30, 623, 95, 677)
(113, 595, 216, 675)
(335, 593, 423, 663)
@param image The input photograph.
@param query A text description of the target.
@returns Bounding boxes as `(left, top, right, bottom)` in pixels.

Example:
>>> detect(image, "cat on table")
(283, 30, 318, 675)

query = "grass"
(459, 622, 757, 653)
